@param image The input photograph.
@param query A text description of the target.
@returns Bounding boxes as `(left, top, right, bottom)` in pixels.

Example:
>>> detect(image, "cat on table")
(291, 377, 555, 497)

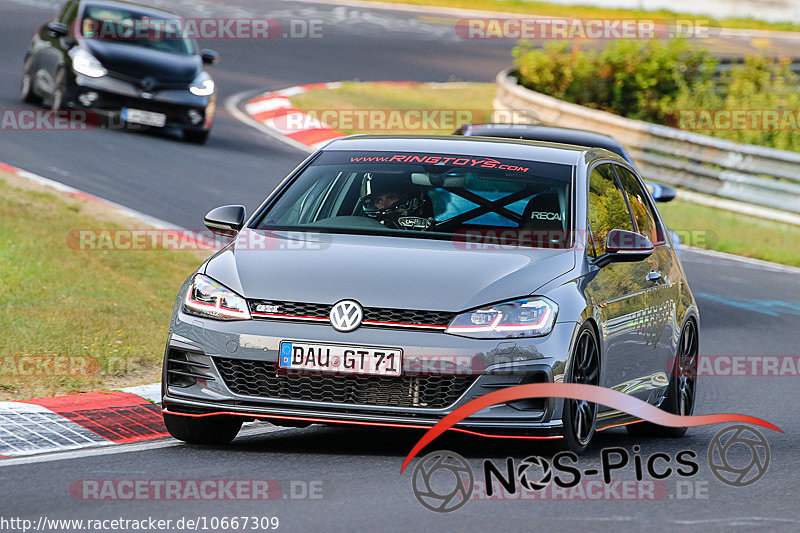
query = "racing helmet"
(361, 172, 433, 230)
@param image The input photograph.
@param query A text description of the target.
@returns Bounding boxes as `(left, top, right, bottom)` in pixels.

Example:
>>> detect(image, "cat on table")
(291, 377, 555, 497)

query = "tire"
(51, 68, 66, 112)
(627, 319, 698, 438)
(163, 412, 242, 444)
(21, 58, 42, 105)
(561, 323, 600, 454)
(183, 129, 210, 144)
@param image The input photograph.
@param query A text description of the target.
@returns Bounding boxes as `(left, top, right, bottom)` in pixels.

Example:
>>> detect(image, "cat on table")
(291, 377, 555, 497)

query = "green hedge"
(513, 40, 800, 151)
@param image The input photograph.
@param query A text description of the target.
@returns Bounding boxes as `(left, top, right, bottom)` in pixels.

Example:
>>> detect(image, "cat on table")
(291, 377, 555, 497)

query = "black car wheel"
(21, 58, 41, 105)
(562, 323, 600, 453)
(184, 129, 210, 144)
(50, 68, 66, 112)
(627, 318, 698, 438)
(163, 412, 243, 444)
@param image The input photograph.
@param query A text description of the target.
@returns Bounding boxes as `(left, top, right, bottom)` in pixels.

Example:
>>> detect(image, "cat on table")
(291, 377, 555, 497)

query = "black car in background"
(21, 0, 219, 143)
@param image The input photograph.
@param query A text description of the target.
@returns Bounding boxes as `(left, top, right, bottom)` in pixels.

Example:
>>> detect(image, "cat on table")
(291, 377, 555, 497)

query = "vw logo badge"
(329, 300, 363, 332)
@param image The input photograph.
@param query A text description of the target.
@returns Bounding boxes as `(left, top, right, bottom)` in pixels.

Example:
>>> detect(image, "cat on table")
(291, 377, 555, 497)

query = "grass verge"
(290, 82, 800, 266)
(0, 172, 204, 400)
(349, 0, 800, 33)
(289, 82, 496, 135)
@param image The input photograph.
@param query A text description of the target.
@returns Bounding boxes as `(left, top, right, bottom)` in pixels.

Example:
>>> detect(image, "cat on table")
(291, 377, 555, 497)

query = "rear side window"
(614, 166, 662, 243)
(587, 164, 633, 256)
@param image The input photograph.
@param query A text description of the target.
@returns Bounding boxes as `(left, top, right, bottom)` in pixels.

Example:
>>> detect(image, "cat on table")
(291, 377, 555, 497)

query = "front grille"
(248, 299, 455, 330)
(107, 70, 190, 91)
(214, 358, 476, 409)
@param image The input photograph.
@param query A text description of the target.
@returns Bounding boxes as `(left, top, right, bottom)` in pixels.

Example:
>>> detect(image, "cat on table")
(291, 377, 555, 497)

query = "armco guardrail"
(493, 68, 800, 222)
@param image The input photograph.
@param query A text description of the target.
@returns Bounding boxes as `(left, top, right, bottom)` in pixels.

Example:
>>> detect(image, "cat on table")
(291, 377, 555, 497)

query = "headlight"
(189, 72, 214, 96)
(184, 274, 250, 320)
(70, 48, 107, 78)
(445, 297, 557, 339)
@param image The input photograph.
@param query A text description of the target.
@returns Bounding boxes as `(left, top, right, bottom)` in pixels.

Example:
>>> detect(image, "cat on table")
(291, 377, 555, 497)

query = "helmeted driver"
(361, 172, 433, 230)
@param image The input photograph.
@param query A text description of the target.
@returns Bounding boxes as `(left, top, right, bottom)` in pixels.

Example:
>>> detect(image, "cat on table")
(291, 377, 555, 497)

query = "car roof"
(456, 124, 635, 166)
(321, 134, 629, 167)
(79, 0, 181, 18)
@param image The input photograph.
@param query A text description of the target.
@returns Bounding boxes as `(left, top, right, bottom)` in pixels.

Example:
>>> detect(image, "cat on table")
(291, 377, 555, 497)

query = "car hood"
(83, 40, 200, 83)
(204, 230, 575, 311)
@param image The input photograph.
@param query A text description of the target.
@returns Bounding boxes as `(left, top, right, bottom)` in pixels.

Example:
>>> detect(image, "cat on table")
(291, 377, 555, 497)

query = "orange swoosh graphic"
(401, 383, 781, 472)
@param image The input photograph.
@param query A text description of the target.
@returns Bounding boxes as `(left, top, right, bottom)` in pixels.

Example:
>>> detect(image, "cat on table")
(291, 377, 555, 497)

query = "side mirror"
(646, 182, 676, 203)
(204, 205, 245, 237)
(46, 21, 69, 37)
(200, 49, 219, 65)
(596, 229, 654, 266)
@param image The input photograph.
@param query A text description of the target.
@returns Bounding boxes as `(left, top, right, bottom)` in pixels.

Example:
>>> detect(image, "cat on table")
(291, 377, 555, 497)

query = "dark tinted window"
(588, 164, 633, 256)
(256, 151, 572, 248)
(80, 5, 195, 55)
(615, 166, 661, 243)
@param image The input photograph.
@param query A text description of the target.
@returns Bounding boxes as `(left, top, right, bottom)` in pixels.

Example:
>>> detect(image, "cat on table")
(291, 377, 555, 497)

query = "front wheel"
(561, 323, 600, 454)
(21, 58, 41, 105)
(627, 319, 698, 438)
(50, 68, 66, 112)
(163, 412, 242, 444)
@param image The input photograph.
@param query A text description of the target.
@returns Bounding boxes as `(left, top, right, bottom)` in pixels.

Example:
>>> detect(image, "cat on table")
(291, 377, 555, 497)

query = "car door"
(584, 163, 660, 402)
(613, 164, 678, 391)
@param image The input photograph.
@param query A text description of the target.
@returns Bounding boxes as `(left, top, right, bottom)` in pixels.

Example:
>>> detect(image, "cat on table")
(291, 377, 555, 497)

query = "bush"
(513, 39, 800, 151)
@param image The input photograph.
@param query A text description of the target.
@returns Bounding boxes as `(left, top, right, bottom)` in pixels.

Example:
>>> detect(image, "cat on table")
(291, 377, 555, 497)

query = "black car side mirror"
(200, 49, 219, 65)
(204, 205, 245, 237)
(46, 21, 69, 37)
(596, 229, 654, 266)
(646, 182, 676, 203)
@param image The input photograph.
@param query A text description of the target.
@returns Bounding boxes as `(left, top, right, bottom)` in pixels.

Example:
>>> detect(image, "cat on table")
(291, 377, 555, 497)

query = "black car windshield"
(80, 5, 195, 56)
(256, 151, 573, 248)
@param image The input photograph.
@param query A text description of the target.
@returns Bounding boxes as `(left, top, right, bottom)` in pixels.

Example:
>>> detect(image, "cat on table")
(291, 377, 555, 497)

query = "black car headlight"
(69, 48, 107, 78)
(184, 274, 250, 320)
(445, 297, 557, 339)
(189, 72, 215, 96)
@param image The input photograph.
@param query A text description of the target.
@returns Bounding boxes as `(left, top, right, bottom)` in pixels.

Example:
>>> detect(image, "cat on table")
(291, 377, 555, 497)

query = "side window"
(587, 164, 633, 257)
(614, 166, 661, 243)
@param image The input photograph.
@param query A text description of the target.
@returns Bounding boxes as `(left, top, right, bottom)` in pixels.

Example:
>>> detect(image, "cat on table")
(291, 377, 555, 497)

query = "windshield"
(80, 5, 195, 56)
(256, 151, 573, 248)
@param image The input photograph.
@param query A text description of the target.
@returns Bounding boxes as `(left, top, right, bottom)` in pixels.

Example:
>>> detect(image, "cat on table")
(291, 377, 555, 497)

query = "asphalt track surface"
(1, 1, 799, 531)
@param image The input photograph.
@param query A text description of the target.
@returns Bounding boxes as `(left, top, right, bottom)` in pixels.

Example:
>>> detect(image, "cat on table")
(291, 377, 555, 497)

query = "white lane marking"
(225, 90, 314, 154)
(0, 424, 294, 467)
(245, 97, 292, 115)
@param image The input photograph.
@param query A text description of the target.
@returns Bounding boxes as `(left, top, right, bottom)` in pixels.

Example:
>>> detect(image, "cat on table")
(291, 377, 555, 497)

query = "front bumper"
(71, 73, 214, 131)
(162, 308, 581, 437)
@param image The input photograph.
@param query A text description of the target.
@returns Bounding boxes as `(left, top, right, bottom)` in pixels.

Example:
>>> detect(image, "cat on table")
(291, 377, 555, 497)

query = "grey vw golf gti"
(162, 135, 699, 453)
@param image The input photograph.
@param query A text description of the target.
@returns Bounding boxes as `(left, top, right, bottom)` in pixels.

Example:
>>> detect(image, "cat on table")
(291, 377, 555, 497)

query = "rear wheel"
(163, 412, 242, 444)
(627, 319, 698, 438)
(21, 58, 41, 105)
(562, 323, 600, 454)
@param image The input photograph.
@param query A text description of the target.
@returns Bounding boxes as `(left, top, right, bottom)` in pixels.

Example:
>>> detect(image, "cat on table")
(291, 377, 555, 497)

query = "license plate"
(121, 108, 166, 127)
(279, 341, 402, 376)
